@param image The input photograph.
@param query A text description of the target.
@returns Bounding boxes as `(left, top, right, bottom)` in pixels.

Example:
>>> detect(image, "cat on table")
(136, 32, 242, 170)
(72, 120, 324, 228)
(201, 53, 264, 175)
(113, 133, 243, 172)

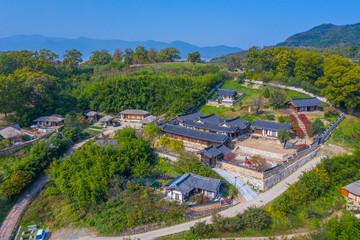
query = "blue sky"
(1, 0, 360, 49)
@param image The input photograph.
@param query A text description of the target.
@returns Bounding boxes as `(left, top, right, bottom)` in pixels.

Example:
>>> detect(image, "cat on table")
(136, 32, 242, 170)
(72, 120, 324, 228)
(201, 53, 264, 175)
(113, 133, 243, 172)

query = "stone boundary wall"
(244, 79, 327, 102)
(188, 201, 222, 211)
(0, 131, 54, 156)
(155, 151, 178, 162)
(217, 112, 345, 190)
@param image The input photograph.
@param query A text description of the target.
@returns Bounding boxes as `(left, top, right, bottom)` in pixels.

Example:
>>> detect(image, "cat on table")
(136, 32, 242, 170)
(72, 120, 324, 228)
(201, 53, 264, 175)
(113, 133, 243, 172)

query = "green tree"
(278, 129, 290, 148)
(148, 48, 158, 63)
(269, 89, 287, 109)
(263, 88, 271, 99)
(143, 123, 162, 141)
(62, 49, 82, 72)
(89, 49, 112, 66)
(157, 48, 181, 62)
(325, 211, 360, 240)
(133, 46, 148, 64)
(113, 48, 124, 62)
(187, 52, 201, 63)
(0, 75, 25, 117)
(124, 48, 134, 65)
(294, 51, 323, 83)
(311, 119, 324, 135)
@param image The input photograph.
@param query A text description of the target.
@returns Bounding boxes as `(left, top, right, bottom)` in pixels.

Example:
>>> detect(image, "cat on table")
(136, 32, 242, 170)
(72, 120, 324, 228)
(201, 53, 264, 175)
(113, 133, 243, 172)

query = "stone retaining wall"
(0, 131, 55, 156)
(236, 145, 288, 160)
(188, 201, 222, 211)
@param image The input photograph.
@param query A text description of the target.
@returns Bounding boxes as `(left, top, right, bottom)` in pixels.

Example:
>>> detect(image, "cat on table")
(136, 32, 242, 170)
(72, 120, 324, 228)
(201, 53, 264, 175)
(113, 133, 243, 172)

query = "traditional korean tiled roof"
(0, 125, 25, 139)
(197, 144, 231, 158)
(217, 89, 237, 96)
(99, 115, 114, 123)
(342, 180, 360, 196)
(162, 124, 228, 144)
(95, 139, 119, 148)
(251, 119, 292, 131)
(165, 173, 222, 195)
(120, 109, 149, 115)
(176, 111, 205, 122)
(140, 115, 159, 124)
(33, 115, 65, 122)
(287, 98, 322, 107)
(86, 111, 98, 117)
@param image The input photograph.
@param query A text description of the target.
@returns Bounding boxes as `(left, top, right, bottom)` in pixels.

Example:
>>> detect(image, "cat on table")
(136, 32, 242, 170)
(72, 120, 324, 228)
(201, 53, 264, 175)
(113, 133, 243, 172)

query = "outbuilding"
(342, 180, 360, 204)
(286, 97, 322, 112)
(251, 119, 292, 137)
(120, 109, 149, 120)
(86, 111, 98, 121)
(165, 173, 222, 202)
(33, 114, 64, 127)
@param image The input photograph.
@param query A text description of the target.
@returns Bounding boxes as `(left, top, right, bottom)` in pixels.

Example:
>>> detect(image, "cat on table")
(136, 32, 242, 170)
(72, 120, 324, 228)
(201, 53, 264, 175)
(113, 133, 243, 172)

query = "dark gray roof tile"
(288, 98, 322, 107)
(251, 119, 292, 131)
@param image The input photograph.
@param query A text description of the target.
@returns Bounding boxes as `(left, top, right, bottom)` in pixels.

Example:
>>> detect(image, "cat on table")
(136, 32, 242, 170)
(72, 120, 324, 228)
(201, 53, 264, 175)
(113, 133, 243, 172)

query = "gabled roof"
(287, 98, 322, 107)
(140, 115, 159, 124)
(0, 125, 25, 139)
(95, 139, 119, 148)
(133, 178, 157, 186)
(120, 109, 149, 115)
(165, 173, 222, 195)
(217, 89, 237, 96)
(176, 111, 205, 122)
(162, 124, 228, 144)
(33, 115, 65, 122)
(251, 119, 292, 131)
(181, 119, 239, 133)
(86, 111, 98, 117)
(99, 115, 114, 122)
(197, 144, 231, 158)
(342, 180, 360, 196)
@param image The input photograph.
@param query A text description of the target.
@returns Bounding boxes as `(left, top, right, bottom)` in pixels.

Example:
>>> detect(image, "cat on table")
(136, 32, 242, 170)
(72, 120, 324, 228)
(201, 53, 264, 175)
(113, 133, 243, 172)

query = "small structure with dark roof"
(0, 124, 26, 143)
(86, 111, 98, 121)
(342, 180, 360, 204)
(133, 178, 157, 187)
(95, 139, 119, 148)
(140, 115, 159, 126)
(207, 89, 245, 107)
(99, 115, 114, 126)
(162, 124, 229, 147)
(251, 119, 292, 138)
(33, 114, 64, 127)
(197, 144, 231, 167)
(286, 97, 322, 112)
(120, 109, 149, 121)
(165, 173, 222, 202)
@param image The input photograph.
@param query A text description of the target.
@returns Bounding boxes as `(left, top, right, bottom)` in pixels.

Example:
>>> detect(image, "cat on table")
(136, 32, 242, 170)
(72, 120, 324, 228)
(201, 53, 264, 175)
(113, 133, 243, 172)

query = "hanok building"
(33, 114, 65, 127)
(341, 180, 360, 204)
(251, 119, 292, 138)
(139, 115, 160, 126)
(165, 173, 222, 202)
(197, 144, 231, 167)
(120, 109, 149, 121)
(175, 112, 250, 139)
(207, 89, 245, 107)
(85, 111, 98, 121)
(286, 97, 322, 112)
(99, 115, 114, 126)
(0, 124, 26, 143)
(162, 124, 229, 147)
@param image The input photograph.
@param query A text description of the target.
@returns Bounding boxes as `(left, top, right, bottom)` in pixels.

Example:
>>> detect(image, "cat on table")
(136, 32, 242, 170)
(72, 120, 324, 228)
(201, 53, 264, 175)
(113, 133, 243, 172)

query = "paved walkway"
(0, 138, 90, 240)
(79, 154, 324, 240)
(212, 167, 258, 201)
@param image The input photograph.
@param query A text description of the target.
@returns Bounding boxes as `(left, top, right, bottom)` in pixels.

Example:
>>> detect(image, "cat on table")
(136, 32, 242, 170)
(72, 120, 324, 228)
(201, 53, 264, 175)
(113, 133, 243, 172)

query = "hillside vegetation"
(277, 23, 360, 48)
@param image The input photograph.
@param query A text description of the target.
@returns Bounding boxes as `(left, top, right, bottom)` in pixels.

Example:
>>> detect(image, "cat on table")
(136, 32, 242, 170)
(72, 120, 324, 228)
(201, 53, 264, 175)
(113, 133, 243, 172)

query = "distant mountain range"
(0, 35, 242, 60)
(277, 23, 360, 48)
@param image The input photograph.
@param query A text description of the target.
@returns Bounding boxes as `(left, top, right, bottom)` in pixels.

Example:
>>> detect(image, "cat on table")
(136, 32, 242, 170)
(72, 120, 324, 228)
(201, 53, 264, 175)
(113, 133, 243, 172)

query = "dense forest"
(0, 47, 226, 126)
(277, 23, 360, 48)
(243, 46, 360, 112)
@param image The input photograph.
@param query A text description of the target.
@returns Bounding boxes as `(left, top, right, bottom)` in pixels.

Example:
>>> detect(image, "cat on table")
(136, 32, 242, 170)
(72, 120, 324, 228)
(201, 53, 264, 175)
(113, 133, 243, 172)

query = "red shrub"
(290, 114, 298, 124)
(296, 128, 305, 138)
(296, 143, 309, 151)
(298, 114, 313, 136)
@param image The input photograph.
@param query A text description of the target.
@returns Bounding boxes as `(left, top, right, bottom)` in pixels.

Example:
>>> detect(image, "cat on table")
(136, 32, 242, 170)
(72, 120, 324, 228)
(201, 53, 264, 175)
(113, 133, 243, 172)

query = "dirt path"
(0, 138, 90, 240)
(0, 174, 49, 240)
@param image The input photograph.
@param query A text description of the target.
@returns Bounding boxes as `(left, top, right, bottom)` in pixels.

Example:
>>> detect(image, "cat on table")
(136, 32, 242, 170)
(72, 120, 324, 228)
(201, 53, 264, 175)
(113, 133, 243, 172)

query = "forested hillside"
(277, 23, 360, 48)
(0, 48, 227, 126)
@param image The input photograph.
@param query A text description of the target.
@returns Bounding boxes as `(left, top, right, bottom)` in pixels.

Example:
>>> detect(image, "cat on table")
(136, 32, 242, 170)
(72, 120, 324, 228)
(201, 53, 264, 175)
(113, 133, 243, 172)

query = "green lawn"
(284, 89, 311, 99)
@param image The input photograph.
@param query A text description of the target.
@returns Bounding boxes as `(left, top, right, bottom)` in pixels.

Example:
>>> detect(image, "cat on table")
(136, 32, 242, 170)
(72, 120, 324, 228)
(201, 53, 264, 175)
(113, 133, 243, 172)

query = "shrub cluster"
(298, 114, 313, 136)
